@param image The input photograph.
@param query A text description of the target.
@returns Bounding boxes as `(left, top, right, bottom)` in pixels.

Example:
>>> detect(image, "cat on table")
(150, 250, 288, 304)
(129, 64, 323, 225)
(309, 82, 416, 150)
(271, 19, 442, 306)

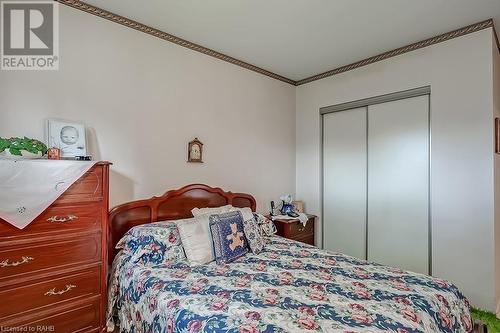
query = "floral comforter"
(107, 237, 472, 333)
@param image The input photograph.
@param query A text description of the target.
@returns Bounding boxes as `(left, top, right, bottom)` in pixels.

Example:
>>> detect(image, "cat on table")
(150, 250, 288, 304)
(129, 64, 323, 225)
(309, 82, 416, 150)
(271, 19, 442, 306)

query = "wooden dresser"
(0, 162, 110, 332)
(272, 214, 316, 246)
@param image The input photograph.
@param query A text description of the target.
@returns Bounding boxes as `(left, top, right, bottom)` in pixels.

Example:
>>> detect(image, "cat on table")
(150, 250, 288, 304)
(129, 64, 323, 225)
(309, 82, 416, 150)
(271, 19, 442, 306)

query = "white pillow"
(229, 207, 254, 221)
(176, 214, 214, 265)
(181, 206, 254, 266)
(191, 205, 233, 217)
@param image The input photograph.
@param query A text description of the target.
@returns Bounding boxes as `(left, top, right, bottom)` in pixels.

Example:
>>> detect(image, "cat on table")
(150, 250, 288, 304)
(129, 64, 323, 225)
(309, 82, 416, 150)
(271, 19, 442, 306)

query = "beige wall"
(0, 5, 296, 211)
(296, 29, 498, 312)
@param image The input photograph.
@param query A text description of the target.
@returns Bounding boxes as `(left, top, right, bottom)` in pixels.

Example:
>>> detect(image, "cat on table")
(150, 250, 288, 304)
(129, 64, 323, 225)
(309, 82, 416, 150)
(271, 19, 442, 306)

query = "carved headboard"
(108, 184, 256, 263)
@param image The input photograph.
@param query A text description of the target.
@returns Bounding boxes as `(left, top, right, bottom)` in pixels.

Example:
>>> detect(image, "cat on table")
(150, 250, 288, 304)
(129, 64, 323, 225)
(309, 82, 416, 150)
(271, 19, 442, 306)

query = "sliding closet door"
(367, 95, 429, 274)
(323, 108, 366, 258)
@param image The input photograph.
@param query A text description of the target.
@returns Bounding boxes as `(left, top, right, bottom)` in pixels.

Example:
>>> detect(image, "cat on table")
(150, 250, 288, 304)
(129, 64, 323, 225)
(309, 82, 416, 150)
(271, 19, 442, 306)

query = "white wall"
(2, 2, 498, 314)
(493, 34, 500, 317)
(0, 5, 296, 211)
(296, 29, 498, 312)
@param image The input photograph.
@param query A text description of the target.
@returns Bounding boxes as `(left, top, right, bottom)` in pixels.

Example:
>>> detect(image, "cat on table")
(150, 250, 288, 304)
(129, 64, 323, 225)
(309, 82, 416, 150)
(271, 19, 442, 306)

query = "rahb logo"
(1, 1, 59, 70)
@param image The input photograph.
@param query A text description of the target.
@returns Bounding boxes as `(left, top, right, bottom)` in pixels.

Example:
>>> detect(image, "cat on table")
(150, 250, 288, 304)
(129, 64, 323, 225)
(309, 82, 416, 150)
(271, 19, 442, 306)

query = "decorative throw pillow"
(209, 211, 248, 264)
(229, 206, 254, 221)
(116, 220, 186, 266)
(191, 205, 233, 217)
(176, 215, 215, 266)
(243, 217, 265, 254)
(254, 213, 277, 237)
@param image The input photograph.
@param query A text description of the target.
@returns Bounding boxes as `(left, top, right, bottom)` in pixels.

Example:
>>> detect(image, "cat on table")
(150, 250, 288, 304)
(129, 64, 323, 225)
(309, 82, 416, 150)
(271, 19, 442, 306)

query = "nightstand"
(271, 214, 316, 246)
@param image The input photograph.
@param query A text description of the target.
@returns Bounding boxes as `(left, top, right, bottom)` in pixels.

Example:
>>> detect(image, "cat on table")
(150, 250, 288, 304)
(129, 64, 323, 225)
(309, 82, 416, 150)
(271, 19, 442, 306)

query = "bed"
(106, 184, 472, 333)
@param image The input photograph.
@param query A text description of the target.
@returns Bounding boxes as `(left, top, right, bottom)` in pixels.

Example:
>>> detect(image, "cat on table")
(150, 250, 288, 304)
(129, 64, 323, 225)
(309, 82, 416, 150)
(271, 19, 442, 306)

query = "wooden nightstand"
(271, 214, 316, 246)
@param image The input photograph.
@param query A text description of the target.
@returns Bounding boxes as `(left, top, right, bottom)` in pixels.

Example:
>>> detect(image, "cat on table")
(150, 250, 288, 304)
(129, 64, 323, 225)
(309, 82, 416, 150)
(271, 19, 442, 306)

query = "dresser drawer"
(9, 299, 101, 333)
(293, 233, 315, 246)
(287, 220, 314, 238)
(0, 267, 101, 321)
(0, 205, 102, 243)
(0, 234, 101, 287)
(55, 165, 104, 205)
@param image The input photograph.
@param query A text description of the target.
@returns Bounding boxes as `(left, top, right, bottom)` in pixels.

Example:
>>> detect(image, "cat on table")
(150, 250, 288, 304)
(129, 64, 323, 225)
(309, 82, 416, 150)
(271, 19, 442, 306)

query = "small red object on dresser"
(47, 147, 60, 160)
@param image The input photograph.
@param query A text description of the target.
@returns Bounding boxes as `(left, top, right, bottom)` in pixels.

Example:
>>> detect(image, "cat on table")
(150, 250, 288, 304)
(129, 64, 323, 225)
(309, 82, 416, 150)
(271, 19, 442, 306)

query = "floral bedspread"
(107, 237, 472, 333)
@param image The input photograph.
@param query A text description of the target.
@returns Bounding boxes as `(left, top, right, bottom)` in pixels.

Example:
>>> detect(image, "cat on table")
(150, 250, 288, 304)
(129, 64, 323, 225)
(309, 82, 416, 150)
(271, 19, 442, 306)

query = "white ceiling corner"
(83, 0, 500, 81)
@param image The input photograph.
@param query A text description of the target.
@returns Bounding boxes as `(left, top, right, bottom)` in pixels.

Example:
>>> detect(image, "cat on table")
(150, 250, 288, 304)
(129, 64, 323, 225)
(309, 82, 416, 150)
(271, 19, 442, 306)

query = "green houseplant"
(0, 137, 47, 159)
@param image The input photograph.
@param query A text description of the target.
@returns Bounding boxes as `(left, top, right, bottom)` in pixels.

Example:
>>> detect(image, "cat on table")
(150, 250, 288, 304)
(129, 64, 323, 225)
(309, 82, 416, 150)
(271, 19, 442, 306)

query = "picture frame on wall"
(496, 118, 500, 154)
(46, 119, 87, 158)
(292, 200, 304, 213)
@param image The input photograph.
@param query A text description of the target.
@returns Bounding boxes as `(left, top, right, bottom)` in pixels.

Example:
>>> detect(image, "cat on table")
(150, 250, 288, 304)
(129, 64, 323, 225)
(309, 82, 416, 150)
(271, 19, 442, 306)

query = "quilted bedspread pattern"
(107, 237, 472, 333)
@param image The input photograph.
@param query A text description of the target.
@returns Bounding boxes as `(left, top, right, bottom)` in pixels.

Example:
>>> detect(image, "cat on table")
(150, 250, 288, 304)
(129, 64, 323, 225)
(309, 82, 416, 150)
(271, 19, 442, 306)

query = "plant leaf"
(8, 147, 22, 156)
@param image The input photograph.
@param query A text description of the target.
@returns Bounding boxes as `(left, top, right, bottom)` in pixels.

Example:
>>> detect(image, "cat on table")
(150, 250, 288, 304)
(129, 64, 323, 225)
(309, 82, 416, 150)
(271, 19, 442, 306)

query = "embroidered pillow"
(243, 217, 265, 254)
(209, 211, 248, 264)
(254, 213, 277, 237)
(176, 215, 215, 266)
(116, 220, 186, 266)
(220, 206, 264, 253)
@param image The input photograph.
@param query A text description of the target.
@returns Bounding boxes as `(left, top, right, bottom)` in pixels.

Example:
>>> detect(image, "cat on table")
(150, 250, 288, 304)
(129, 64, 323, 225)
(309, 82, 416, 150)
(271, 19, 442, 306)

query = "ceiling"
(84, 0, 500, 81)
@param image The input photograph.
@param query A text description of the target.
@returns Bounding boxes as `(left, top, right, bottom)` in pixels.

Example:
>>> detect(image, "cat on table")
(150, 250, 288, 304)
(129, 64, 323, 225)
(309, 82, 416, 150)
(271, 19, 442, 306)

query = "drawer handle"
(0, 256, 34, 268)
(298, 226, 305, 232)
(44, 284, 76, 296)
(46, 215, 78, 223)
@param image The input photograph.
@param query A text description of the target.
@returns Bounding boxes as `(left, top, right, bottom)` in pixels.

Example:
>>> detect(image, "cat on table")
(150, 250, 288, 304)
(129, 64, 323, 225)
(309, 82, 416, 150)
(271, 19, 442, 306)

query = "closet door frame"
(320, 86, 432, 275)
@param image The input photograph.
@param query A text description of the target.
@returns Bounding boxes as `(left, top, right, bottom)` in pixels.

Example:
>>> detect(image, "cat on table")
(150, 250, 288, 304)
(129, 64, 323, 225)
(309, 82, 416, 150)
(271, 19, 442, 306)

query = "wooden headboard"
(108, 183, 256, 263)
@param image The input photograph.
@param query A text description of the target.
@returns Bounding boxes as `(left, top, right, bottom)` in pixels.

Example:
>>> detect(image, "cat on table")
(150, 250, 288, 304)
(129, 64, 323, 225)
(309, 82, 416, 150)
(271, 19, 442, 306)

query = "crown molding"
(296, 19, 495, 85)
(55, 0, 296, 85)
(55, 1, 497, 87)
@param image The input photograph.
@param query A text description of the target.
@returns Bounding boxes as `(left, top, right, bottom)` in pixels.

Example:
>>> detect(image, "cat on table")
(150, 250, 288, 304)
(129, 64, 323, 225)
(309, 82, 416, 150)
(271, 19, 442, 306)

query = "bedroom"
(0, 0, 499, 332)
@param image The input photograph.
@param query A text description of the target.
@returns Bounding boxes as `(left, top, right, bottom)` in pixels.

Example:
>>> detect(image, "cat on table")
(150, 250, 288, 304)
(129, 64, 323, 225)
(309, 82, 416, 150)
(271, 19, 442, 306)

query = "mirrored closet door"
(322, 88, 430, 275)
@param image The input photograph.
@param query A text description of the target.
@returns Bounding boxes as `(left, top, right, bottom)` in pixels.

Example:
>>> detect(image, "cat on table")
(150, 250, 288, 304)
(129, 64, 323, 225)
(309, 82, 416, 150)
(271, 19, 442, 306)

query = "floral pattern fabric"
(107, 236, 472, 333)
(254, 213, 277, 237)
(116, 221, 185, 266)
(243, 217, 265, 254)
